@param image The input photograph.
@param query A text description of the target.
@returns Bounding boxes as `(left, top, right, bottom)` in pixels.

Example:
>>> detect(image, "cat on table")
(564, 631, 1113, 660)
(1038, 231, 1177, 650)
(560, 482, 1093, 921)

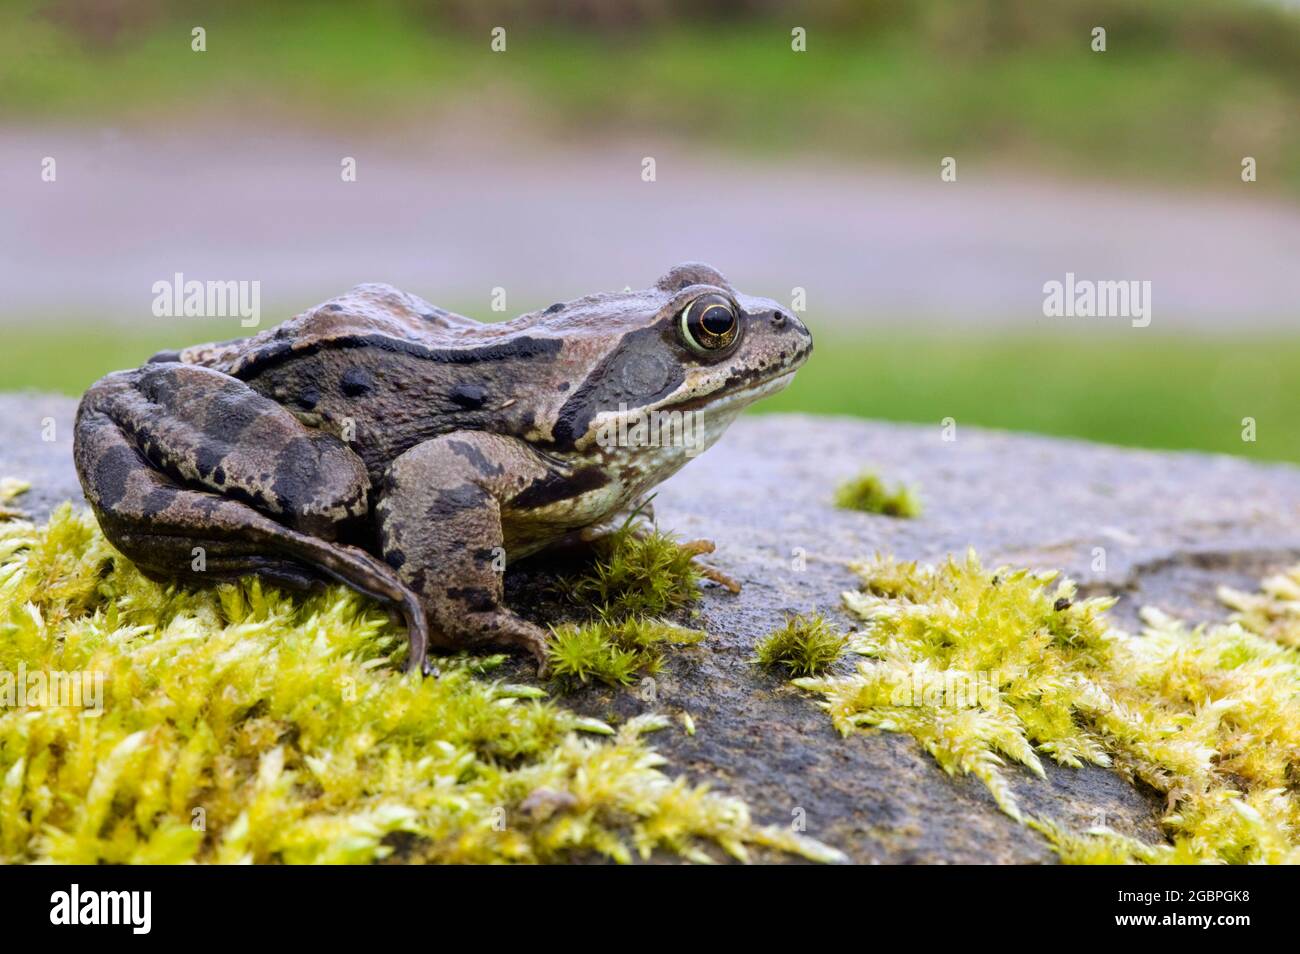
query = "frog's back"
(154, 283, 515, 377)
(146, 283, 568, 482)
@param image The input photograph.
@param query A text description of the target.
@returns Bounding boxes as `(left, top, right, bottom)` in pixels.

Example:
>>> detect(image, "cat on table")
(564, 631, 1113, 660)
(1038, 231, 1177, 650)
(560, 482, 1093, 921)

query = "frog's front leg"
(375, 433, 560, 672)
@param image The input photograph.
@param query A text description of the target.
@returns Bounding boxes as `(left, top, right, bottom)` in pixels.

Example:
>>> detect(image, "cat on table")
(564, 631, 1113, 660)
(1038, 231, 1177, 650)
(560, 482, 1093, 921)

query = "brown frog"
(73, 263, 812, 674)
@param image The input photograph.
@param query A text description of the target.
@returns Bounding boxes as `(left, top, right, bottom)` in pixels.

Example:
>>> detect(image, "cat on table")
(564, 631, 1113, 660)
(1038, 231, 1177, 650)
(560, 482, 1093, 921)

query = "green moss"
(833, 472, 922, 518)
(0, 501, 842, 865)
(548, 617, 704, 689)
(564, 523, 706, 620)
(792, 549, 1300, 863)
(8, 2, 1300, 193)
(1026, 817, 1169, 866)
(754, 614, 849, 677)
(0, 478, 28, 520)
(542, 517, 717, 691)
(1218, 566, 1300, 647)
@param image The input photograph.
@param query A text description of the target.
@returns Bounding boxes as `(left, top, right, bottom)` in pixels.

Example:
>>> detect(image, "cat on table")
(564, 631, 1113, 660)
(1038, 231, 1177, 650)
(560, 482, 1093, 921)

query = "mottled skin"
(74, 263, 813, 674)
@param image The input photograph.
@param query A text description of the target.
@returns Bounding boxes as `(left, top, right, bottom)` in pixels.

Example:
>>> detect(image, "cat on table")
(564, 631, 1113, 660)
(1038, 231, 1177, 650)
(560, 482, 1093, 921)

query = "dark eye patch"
(551, 320, 684, 448)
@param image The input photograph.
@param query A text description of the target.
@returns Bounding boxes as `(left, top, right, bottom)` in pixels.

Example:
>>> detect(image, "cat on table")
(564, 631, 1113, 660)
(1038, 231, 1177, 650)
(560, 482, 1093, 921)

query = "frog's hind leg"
(81, 415, 432, 672)
(80, 362, 375, 538)
(74, 370, 432, 673)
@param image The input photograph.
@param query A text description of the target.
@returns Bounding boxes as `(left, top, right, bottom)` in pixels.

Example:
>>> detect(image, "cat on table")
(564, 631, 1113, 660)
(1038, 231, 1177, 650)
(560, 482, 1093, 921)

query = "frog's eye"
(679, 294, 740, 355)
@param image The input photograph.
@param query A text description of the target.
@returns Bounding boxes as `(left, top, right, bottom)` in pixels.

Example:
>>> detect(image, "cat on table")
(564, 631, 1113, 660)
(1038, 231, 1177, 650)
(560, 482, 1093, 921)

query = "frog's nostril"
(771, 311, 788, 328)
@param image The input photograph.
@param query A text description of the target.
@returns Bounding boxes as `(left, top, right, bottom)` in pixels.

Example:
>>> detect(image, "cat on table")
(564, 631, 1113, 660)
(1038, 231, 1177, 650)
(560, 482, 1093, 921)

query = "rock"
(4, 395, 1299, 863)
(0, 393, 86, 521)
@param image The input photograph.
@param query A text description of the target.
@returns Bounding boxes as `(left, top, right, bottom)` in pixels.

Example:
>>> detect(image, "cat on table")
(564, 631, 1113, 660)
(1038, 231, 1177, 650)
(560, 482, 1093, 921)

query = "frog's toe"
(679, 538, 717, 557)
(401, 632, 438, 678)
(698, 561, 743, 594)
(677, 540, 741, 593)
(500, 621, 552, 677)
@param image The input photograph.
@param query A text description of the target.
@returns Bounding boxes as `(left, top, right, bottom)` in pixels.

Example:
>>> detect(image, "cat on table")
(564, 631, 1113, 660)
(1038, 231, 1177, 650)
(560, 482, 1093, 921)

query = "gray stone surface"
(4, 395, 1299, 863)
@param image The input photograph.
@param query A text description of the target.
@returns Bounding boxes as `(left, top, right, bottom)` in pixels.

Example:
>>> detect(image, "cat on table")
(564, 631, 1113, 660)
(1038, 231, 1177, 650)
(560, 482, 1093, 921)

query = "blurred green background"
(4, 0, 1299, 462)
(10, 0, 1300, 184)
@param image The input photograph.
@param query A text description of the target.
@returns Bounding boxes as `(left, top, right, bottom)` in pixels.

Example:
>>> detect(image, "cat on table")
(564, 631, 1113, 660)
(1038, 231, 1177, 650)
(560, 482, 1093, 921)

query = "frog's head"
(548, 263, 812, 463)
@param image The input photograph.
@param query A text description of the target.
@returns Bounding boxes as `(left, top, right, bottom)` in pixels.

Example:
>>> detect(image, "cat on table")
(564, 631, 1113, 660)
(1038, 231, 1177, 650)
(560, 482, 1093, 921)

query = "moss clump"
(754, 614, 849, 677)
(0, 501, 842, 865)
(548, 617, 704, 689)
(1218, 565, 1300, 647)
(546, 521, 716, 690)
(565, 523, 706, 619)
(0, 478, 29, 520)
(833, 472, 921, 518)
(792, 549, 1300, 864)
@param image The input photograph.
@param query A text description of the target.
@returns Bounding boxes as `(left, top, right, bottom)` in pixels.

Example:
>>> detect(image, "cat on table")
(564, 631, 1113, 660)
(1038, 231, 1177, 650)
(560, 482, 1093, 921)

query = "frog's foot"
(378, 431, 562, 676)
(488, 615, 552, 678)
(679, 539, 742, 594)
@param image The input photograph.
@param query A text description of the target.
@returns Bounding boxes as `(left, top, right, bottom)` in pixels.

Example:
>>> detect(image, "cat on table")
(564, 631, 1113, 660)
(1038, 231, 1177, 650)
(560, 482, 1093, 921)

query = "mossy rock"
(5, 396, 1300, 863)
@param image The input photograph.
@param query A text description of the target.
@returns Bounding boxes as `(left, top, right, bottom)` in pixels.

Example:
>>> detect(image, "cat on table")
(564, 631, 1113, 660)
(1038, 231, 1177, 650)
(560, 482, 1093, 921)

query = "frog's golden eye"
(679, 294, 740, 355)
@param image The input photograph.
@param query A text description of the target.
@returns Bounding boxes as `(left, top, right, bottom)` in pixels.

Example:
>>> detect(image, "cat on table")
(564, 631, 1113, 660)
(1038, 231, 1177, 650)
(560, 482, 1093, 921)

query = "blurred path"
(3, 124, 1298, 330)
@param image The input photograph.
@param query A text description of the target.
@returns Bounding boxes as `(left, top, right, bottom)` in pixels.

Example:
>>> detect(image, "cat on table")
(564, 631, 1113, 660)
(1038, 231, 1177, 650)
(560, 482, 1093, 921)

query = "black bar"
(0, 863, 1274, 939)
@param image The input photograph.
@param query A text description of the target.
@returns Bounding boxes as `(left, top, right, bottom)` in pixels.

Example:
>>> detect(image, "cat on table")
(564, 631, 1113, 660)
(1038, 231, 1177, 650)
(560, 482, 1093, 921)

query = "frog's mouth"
(666, 368, 798, 416)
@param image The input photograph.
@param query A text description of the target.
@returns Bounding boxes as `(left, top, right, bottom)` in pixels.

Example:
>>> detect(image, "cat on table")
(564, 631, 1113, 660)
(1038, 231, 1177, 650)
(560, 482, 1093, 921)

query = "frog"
(73, 263, 813, 675)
